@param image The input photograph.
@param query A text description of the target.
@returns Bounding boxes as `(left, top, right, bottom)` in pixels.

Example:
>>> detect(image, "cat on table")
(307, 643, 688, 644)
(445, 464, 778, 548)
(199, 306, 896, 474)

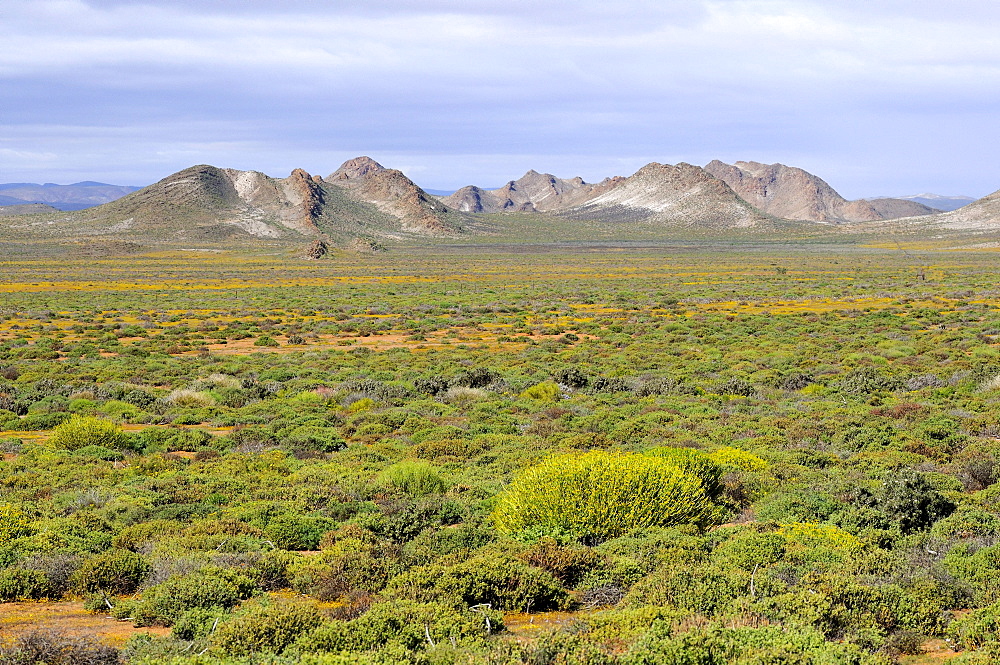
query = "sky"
(3, 0, 1000, 199)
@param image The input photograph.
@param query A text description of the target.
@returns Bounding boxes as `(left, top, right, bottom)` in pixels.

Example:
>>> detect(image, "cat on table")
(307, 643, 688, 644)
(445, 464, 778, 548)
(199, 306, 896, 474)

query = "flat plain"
(3, 241, 1000, 664)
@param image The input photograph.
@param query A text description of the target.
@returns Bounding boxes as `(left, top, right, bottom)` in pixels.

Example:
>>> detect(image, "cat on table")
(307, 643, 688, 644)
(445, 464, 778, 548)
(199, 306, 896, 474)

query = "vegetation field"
(4, 244, 1000, 664)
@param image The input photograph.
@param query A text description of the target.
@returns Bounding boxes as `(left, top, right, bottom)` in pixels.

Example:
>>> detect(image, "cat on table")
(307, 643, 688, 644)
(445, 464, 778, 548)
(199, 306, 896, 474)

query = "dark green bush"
(0, 568, 49, 601)
(210, 600, 323, 655)
(73, 549, 150, 595)
(122, 566, 257, 627)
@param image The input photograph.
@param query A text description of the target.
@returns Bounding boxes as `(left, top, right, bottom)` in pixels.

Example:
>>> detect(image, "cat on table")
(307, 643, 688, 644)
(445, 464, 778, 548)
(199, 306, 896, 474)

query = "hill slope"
(563, 162, 772, 229)
(325, 157, 459, 234)
(1, 159, 465, 244)
(704, 160, 936, 223)
(922, 188, 1000, 231)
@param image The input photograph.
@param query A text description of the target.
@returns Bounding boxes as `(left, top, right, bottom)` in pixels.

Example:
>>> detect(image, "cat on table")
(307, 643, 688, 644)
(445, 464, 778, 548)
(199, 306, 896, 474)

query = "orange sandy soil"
(0, 424, 233, 448)
(0, 601, 170, 646)
(899, 639, 963, 663)
(503, 610, 593, 641)
(193, 331, 594, 356)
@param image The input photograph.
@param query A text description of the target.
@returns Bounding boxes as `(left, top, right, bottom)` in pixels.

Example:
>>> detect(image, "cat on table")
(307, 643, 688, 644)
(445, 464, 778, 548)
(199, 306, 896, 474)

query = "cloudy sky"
(3, 0, 999, 198)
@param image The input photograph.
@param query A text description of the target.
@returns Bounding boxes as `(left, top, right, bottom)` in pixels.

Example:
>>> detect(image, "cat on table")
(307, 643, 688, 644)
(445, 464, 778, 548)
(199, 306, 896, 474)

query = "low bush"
(73, 549, 151, 595)
(49, 415, 134, 452)
(493, 451, 721, 543)
(0, 568, 49, 601)
(210, 600, 323, 656)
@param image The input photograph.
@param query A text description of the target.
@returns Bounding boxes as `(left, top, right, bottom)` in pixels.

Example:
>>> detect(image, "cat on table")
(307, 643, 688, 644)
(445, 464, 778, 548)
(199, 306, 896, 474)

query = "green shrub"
(519, 381, 562, 401)
(73, 549, 151, 595)
(0, 568, 49, 601)
(263, 514, 335, 551)
(49, 415, 133, 452)
(626, 622, 870, 665)
(949, 600, 1000, 650)
(645, 447, 724, 499)
(379, 460, 447, 497)
(171, 606, 228, 641)
(493, 451, 720, 543)
(0, 504, 33, 545)
(124, 566, 258, 627)
(211, 601, 323, 656)
(290, 599, 502, 654)
(386, 553, 571, 612)
(72, 445, 125, 461)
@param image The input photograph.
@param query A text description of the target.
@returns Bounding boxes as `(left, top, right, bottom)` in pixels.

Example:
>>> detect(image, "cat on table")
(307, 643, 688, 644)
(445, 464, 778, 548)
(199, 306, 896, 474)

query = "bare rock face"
(441, 185, 511, 213)
(704, 160, 936, 223)
(326, 156, 386, 181)
(277, 168, 324, 234)
(305, 238, 329, 259)
(325, 157, 455, 235)
(567, 162, 769, 228)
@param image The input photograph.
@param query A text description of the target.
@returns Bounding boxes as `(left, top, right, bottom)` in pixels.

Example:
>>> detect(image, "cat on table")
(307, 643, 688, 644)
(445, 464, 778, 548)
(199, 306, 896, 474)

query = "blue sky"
(3, 0, 999, 198)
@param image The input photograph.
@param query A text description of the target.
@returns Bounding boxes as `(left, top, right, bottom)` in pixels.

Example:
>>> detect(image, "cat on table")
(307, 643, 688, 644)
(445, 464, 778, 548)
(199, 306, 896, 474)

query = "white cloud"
(1, 0, 999, 196)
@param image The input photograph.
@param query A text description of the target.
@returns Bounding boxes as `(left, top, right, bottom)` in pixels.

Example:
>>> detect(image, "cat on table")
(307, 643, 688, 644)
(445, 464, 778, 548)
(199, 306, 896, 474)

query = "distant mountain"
(873, 193, 976, 212)
(0, 182, 142, 210)
(564, 162, 771, 229)
(704, 160, 937, 223)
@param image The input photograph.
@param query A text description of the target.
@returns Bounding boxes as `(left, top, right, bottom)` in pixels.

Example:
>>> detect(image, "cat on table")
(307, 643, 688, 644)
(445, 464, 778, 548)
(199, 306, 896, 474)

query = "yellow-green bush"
(519, 381, 561, 402)
(0, 504, 32, 545)
(492, 451, 721, 542)
(49, 415, 133, 452)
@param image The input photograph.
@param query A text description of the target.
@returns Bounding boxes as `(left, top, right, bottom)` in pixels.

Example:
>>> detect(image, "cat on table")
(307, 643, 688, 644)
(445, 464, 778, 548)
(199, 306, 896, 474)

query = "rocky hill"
(563, 162, 772, 228)
(325, 157, 456, 234)
(704, 160, 936, 223)
(1, 159, 464, 244)
(19, 165, 328, 240)
(443, 170, 624, 213)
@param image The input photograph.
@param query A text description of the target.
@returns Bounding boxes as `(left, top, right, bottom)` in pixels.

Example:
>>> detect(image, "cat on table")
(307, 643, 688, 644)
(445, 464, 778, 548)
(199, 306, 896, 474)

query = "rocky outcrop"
(704, 160, 937, 223)
(326, 156, 386, 181)
(565, 162, 770, 228)
(305, 238, 329, 259)
(442, 170, 624, 213)
(324, 157, 455, 235)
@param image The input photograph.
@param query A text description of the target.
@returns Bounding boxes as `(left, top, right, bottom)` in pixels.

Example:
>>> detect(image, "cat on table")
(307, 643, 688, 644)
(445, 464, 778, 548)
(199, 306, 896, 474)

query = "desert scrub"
(0, 504, 33, 544)
(378, 459, 447, 496)
(492, 451, 721, 543)
(49, 415, 133, 451)
(73, 548, 151, 595)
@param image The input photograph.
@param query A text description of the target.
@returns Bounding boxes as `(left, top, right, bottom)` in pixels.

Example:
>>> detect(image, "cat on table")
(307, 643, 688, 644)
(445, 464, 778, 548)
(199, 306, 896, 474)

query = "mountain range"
(871, 193, 976, 212)
(0, 181, 142, 211)
(1, 157, 997, 249)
